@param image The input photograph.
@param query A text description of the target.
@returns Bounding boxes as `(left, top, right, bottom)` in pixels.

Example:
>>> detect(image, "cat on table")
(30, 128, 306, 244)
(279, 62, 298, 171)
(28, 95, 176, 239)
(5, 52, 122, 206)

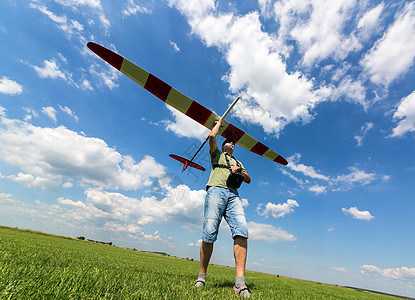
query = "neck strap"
(213, 153, 240, 170)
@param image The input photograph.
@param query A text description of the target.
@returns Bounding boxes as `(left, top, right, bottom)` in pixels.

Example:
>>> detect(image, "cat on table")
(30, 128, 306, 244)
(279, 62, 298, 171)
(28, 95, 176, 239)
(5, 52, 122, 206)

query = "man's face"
(222, 141, 235, 152)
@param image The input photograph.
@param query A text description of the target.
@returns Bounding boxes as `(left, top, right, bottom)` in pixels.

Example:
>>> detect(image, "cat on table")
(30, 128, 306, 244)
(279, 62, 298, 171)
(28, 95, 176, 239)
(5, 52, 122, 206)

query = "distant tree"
(77, 236, 85, 240)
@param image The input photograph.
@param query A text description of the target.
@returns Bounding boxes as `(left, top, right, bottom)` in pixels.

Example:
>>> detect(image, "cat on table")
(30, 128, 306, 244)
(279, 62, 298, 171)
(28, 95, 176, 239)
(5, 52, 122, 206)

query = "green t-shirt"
(206, 148, 246, 192)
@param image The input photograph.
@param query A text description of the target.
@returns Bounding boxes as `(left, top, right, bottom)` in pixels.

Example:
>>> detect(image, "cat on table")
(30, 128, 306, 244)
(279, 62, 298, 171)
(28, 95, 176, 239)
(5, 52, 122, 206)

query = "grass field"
(0, 226, 402, 299)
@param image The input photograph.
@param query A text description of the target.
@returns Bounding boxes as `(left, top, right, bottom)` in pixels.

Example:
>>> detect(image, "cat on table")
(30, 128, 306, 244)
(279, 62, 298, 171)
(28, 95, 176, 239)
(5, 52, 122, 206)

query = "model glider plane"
(87, 42, 288, 171)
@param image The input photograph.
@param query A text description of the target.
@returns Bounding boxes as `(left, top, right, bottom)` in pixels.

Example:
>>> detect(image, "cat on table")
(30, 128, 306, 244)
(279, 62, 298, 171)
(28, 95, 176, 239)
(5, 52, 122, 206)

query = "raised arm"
(209, 120, 221, 155)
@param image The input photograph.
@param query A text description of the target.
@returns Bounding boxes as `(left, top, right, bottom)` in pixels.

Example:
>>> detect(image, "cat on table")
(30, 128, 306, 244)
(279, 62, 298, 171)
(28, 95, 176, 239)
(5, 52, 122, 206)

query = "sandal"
(194, 278, 205, 287)
(233, 284, 250, 298)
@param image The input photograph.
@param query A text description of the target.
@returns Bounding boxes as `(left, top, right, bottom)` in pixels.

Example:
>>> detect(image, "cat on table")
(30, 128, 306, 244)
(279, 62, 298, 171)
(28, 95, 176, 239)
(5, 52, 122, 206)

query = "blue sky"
(1, 0, 414, 297)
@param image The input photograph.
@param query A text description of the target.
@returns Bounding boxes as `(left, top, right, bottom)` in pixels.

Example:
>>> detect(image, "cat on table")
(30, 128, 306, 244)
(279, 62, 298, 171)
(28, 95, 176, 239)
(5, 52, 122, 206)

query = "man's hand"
(231, 166, 251, 183)
(231, 166, 242, 173)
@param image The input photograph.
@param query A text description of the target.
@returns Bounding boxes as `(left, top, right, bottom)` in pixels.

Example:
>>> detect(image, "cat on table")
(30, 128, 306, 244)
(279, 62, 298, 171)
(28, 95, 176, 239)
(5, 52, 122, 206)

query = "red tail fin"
(169, 154, 206, 172)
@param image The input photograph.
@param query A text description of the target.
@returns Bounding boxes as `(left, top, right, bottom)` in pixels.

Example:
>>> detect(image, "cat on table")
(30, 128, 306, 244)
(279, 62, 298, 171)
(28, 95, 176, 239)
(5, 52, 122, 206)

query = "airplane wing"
(87, 42, 287, 166)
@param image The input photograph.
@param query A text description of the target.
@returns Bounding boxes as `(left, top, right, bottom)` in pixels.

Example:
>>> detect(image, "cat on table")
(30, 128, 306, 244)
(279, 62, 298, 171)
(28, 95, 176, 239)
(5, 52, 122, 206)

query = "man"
(195, 119, 251, 298)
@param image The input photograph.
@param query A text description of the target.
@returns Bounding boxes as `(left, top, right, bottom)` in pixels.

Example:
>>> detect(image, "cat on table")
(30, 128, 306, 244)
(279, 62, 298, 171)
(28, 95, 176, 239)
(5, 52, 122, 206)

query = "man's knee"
(202, 240, 214, 247)
(202, 218, 221, 243)
(234, 235, 248, 245)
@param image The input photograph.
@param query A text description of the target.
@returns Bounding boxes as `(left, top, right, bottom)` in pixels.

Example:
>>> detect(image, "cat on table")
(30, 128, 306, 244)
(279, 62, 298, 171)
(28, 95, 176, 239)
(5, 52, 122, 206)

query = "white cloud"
(248, 221, 296, 242)
(167, 0, 215, 18)
(39, 0, 110, 30)
(30, 3, 67, 24)
(187, 239, 202, 247)
(334, 167, 376, 189)
(58, 197, 87, 209)
(102, 221, 143, 234)
(257, 199, 299, 218)
(42, 106, 57, 123)
(0, 23, 7, 35)
(391, 91, 415, 137)
(354, 122, 374, 146)
(280, 168, 308, 186)
(0, 77, 23, 95)
(273, 0, 380, 67)
(58, 53, 68, 64)
(272, 0, 312, 55)
(55, 0, 102, 9)
(53, 184, 205, 227)
(258, 0, 274, 19)
(361, 2, 415, 86)
(122, 0, 152, 16)
(342, 206, 374, 221)
(168, 0, 329, 136)
(30, 3, 86, 37)
(33, 59, 67, 80)
(24, 56, 92, 90)
(39, 195, 175, 245)
(361, 265, 415, 280)
(23, 107, 39, 121)
(59, 105, 79, 122)
(142, 184, 205, 225)
(4, 172, 60, 191)
(287, 154, 329, 181)
(80, 79, 94, 91)
(167, 0, 413, 140)
(331, 76, 368, 109)
(0, 193, 22, 205)
(382, 175, 391, 183)
(101, 222, 172, 244)
(288, 162, 329, 181)
(330, 266, 348, 272)
(241, 198, 249, 207)
(284, 154, 377, 193)
(270, 1, 383, 69)
(62, 181, 73, 188)
(309, 184, 327, 195)
(357, 3, 384, 40)
(0, 114, 166, 191)
(169, 40, 180, 52)
(89, 63, 121, 89)
(287, 0, 362, 66)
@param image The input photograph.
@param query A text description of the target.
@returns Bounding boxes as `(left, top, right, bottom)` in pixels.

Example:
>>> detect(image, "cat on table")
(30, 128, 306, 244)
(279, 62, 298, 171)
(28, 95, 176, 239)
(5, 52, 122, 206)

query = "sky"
(0, 0, 414, 297)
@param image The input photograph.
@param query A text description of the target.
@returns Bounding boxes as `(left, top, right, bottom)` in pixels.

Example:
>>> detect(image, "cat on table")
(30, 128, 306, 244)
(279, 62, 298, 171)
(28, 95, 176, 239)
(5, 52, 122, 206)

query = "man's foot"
(233, 284, 250, 298)
(194, 278, 205, 287)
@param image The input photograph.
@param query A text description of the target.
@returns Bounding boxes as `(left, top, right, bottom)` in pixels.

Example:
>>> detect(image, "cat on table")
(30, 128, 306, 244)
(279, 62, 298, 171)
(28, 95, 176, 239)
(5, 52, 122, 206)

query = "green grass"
(0, 226, 400, 299)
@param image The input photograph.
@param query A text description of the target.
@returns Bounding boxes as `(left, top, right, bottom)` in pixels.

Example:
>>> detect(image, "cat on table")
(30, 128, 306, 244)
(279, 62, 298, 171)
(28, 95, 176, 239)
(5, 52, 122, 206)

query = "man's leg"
(233, 236, 250, 297)
(200, 241, 214, 274)
(196, 187, 226, 287)
(234, 236, 247, 277)
(225, 192, 248, 278)
(195, 241, 214, 287)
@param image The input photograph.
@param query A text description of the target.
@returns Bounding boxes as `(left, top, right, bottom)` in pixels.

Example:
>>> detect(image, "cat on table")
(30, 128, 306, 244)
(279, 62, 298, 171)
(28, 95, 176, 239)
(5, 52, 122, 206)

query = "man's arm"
(209, 120, 221, 155)
(241, 169, 251, 184)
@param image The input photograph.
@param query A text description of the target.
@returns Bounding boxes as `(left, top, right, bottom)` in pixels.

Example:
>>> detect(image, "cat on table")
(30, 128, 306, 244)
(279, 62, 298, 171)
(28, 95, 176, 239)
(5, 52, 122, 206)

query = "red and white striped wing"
(87, 42, 288, 166)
